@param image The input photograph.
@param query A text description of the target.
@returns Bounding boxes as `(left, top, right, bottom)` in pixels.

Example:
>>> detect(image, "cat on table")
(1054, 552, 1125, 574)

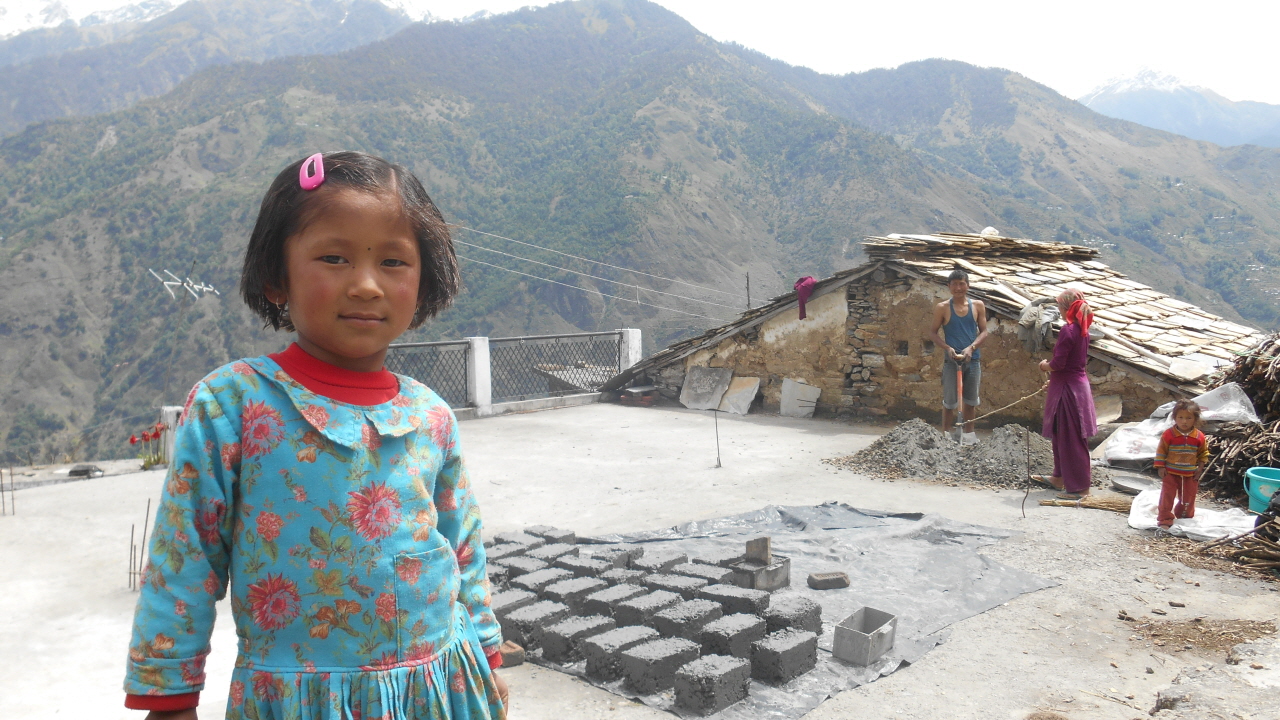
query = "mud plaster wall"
(846, 272, 1176, 425)
(660, 289, 850, 413)
(648, 267, 1177, 422)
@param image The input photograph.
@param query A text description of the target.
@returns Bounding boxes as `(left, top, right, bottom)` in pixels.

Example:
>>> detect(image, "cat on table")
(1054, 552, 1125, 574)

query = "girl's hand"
(492, 670, 509, 708)
(1038, 359, 1051, 373)
(145, 710, 197, 720)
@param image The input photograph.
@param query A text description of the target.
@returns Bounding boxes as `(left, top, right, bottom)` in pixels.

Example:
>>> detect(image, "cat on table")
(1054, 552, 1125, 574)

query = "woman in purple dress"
(1034, 289, 1097, 498)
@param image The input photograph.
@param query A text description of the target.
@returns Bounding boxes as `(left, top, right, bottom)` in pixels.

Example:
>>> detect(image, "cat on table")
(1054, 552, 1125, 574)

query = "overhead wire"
(456, 254, 732, 322)
(452, 225, 742, 298)
(453, 239, 743, 310)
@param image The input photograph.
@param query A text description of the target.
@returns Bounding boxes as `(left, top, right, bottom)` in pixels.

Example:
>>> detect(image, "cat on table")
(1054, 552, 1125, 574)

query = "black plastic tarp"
(528, 503, 1055, 719)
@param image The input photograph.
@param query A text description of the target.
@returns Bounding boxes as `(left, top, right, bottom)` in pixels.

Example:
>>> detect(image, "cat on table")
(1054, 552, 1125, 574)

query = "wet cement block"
(504, 556, 550, 578)
(525, 525, 576, 544)
(614, 590, 682, 627)
(589, 544, 644, 569)
(601, 568, 647, 586)
(751, 628, 818, 685)
(583, 626, 660, 681)
(631, 550, 688, 574)
(644, 573, 709, 600)
(487, 562, 509, 588)
(621, 638, 702, 694)
(700, 613, 767, 659)
(493, 531, 546, 550)
(542, 576, 608, 613)
(491, 588, 537, 620)
(674, 654, 751, 716)
(729, 556, 791, 592)
(541, 614, 616, 664)
(672, 562, 736, 585)
(765, 593, 823, 635)
(487, 543, 526, 561)
(693, 547, 745, 569)
(697, 584, 771, 616)
(511, 567, 574, 593)
(653, 599, 723, 641)
(554, 555, 612, 577)
(583, 583, 648, 618)
(499, 600, 571, 650)
(527, 543, 580, 562)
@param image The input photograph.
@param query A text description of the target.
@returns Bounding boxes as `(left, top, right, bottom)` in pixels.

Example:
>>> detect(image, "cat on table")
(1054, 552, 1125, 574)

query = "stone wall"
(646, 264, 1178, 423)
(843, 270, 1177, 425)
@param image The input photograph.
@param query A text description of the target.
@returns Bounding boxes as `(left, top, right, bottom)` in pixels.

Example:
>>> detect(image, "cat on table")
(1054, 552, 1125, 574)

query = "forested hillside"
(1, 0, 1278, 463)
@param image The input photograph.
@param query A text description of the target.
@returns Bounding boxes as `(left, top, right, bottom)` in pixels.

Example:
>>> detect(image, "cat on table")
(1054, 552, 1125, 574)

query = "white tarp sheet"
(1104, 382, 1259, 465)
(1127, 487, 1256, 540)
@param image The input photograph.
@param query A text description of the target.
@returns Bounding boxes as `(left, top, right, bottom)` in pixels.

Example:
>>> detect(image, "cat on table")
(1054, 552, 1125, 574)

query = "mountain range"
(1081, 70, 1280, 148)
(0, 0, 415, 135)
(1, 0, 1278, 462)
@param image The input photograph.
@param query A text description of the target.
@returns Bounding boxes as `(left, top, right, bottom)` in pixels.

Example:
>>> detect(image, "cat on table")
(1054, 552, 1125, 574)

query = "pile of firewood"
(1201, 521, 1280, 571)
(1203, 334, 1280, 498)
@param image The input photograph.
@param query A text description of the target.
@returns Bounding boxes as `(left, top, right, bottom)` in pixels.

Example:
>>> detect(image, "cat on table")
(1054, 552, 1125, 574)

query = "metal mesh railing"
(385, 341, 470, 408)
(490, 332, 622, 404)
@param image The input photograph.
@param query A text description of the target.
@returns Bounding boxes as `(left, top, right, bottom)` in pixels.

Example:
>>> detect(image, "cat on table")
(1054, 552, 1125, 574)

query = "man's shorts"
(941, 359, 981, 410)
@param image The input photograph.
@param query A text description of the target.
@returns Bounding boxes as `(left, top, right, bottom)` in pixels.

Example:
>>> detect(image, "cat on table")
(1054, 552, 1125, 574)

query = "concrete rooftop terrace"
(1, 403, 1276, 719)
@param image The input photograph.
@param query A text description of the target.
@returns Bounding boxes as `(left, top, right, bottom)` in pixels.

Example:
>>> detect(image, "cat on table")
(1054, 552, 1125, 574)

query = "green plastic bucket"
(1244, 467, 1280, 513)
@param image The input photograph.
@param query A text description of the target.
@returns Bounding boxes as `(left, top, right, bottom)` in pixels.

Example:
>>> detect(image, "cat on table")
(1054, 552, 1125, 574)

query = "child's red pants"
(1158, 472, 1198, 527)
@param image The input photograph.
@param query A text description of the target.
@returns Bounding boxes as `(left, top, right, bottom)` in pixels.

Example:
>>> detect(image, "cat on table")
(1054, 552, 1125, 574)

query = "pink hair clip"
(299, 153, 325, 191)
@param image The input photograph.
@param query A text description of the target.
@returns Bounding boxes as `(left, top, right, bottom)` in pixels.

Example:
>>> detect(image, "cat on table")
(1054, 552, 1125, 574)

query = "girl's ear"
(265, 285, 288, 305)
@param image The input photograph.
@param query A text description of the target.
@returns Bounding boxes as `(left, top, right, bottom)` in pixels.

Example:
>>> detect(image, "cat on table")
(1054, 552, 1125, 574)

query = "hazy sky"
(3, 0, 1277, 104)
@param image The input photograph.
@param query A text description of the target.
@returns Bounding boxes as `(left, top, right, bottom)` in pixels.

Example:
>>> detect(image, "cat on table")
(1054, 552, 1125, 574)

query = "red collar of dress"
(268, 343, 399, 405)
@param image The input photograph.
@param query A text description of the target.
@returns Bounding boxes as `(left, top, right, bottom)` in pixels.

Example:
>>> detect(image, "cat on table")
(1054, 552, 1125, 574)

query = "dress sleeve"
(1197, 431, 1210, 466)
(432, 405, 502, 654)
(1048, 324, 1078, 372)
(1153, 428, 1170, 470)
(123, 380, 239, 701)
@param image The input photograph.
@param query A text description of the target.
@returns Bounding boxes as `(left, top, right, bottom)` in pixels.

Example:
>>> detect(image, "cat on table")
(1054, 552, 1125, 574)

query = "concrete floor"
(1, 403, 1275, 719)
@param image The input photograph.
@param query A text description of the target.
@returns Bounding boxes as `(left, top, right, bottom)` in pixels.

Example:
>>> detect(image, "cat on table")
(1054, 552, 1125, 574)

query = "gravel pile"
(825, 418, 1108, 489)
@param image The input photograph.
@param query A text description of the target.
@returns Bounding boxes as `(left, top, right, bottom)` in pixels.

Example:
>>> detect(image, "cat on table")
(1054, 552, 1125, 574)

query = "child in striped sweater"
(1153, 400, 1209, 528)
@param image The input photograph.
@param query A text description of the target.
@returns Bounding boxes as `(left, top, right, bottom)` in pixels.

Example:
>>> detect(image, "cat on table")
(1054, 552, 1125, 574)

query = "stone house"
(606, 232, 1264, 425)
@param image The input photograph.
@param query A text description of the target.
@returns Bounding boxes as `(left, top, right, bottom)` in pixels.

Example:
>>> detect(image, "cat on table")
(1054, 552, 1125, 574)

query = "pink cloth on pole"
(794, 276, 817, 319)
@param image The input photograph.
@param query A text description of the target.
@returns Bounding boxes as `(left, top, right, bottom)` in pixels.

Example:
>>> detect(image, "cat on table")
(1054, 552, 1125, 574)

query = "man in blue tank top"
(928, 266, 989, 444)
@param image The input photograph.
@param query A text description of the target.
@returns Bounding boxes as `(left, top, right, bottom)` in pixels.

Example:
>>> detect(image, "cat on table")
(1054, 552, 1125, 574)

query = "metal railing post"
(466, 337, 492, 416)
(618, 328, 643, 371)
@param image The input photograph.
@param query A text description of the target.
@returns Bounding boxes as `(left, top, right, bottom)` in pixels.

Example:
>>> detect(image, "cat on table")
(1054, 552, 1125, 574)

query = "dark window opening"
(897, 340, 910, 356)
(923, 340, 935, 355)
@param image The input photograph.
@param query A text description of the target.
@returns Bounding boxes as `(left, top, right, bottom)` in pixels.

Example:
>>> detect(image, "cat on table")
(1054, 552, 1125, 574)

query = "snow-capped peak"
(0, 1, 173, 39)
(1079, 68, 1204, 104)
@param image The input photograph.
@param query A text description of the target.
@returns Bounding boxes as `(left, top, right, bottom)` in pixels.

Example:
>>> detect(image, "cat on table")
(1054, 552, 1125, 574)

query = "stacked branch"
(1203, 333, 1280, 498)
(1211, 536, 1280, 570)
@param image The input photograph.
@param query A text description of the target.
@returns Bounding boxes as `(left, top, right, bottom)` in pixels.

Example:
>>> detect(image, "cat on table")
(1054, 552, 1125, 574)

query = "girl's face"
(270, 188, 421, 372)
(1173, 409, 1197, 433)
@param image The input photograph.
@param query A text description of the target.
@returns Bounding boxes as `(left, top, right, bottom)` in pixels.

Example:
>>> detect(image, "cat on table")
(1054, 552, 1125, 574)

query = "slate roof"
(604, 232, 1265, 393)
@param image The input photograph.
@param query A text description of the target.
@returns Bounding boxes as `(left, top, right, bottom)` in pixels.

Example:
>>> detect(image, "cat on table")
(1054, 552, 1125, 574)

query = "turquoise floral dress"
(124, 356, 505, 719)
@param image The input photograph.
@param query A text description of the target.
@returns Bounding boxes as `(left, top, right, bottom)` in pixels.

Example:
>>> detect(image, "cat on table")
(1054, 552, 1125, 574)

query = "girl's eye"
(320, 255, 346, 264)
(382, 258, 409, 267)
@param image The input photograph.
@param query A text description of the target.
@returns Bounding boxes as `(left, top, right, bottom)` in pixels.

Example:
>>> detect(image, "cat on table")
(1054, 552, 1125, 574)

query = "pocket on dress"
(392, 531, 459, 663)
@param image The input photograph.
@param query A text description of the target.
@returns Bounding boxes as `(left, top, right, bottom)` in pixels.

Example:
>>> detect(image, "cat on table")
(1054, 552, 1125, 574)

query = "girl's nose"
(348, 266, 384, 299)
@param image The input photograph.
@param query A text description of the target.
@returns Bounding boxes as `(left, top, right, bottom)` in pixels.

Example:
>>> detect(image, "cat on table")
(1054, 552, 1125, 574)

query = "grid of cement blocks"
(487, 528, 825, 715)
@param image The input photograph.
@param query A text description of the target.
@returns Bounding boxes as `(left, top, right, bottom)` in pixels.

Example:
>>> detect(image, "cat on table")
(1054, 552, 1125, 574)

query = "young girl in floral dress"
(122, 151, 507, 719)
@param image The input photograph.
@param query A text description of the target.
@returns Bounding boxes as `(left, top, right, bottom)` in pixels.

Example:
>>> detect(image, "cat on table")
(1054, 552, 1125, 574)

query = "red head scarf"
(1058, 289, 1092, 333)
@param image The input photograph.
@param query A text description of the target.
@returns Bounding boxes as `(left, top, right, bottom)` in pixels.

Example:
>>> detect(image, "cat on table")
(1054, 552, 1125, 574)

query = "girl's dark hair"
(1172, 399, 1202, 426)
(947, 265, 968, 283)
(240, 151, 460, 331)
